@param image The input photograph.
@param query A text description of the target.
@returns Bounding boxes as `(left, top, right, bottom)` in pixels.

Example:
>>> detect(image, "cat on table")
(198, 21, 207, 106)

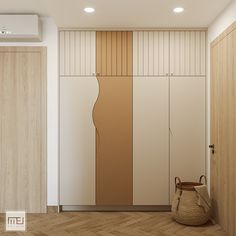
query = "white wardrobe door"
(60, 77, 98, 205)
(133, 31, 169, 76)
(170, 31, 206, 76)
(60, 31, 96, 76)
(133, 77, 169, 205)
(170, 77, 205, 199)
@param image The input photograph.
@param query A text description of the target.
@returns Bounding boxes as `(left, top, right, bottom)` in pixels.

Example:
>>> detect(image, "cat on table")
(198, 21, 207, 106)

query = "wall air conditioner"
(0, 14, 42, 42)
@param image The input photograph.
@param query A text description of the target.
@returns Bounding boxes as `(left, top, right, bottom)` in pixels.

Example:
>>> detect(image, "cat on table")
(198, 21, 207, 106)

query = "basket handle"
(175, 177, 182, 192)
(199, 175, 207, 185)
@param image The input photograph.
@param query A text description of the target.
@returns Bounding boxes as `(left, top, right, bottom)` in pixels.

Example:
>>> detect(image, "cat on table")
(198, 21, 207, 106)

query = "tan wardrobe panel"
(60, 77, 98, 205)
(170, 77, 205, 199)
(133, 77, 169, 205)
(0, 47, 47, 213)
(170, 31, 206, 76)
(93, 77, 133, 205)
(96, 31, 133, 76)
(133, 31, 169, 76)
(210, 22, 236, 236)
(60, 31, 96, 76)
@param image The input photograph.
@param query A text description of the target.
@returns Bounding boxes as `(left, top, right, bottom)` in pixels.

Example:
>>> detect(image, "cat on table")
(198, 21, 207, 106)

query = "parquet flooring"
(0, 212, 226, 236)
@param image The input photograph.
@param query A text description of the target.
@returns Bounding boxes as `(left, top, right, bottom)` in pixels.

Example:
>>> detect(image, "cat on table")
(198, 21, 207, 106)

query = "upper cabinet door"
(133, 31, 169, 76)
(60, 31, 96, 76)
(170, 31, 206, 76)
(96, 31, 133, 76)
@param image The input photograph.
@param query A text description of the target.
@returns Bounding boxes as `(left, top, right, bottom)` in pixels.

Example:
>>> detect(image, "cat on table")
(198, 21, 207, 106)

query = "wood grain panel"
(170, 31, 206, 76)
(133, 77, 169, 205)
(133, 31, 169, 76)
(60, 77, 98, 205)
(0, 47, 47, 213)
(96, 32, 133, 76)
(170, 77, 206, 199)
(210, 22, 236, 236)
(93, 77, 133, 205)
(59, 31, 96, 76)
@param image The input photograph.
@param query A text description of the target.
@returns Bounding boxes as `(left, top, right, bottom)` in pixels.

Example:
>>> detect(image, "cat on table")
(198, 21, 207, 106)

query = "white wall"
(207, 0, 236, 190)
(0, 17, 59, 205)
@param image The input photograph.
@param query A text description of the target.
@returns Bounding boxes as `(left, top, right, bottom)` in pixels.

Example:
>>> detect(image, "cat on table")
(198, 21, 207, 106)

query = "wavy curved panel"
(60, 76, 99, 205)
(93, 77, 133, 205)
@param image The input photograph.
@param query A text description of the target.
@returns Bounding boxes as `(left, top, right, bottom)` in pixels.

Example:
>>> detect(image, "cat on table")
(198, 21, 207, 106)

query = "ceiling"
(0, 0, 233, 28)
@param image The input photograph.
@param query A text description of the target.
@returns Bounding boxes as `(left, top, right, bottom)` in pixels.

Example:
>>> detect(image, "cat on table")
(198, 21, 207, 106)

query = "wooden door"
(94, 32, 133, 205)
(0, 47, 47, 213)
(210, 22, 236, 236)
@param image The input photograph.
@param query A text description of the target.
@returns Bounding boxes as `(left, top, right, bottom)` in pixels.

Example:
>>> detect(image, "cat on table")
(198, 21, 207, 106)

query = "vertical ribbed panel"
(96, 31, 133, 76)
(170, 31, 206, 76)
(59, 31, 96, 76)
(133, 31, 169, 76)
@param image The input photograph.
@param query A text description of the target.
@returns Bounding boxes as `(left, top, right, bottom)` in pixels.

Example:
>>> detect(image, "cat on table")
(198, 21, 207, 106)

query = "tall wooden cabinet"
(60, 29, 206, 208)
(60, 31, 98, 205)
(95, 32, 133, 205)
(169, 31, 206, 198)
(133, 30, 206, 204)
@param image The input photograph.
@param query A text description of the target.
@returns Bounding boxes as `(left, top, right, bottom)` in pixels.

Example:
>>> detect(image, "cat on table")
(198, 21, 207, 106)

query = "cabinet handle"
(209, 144, 215, 154)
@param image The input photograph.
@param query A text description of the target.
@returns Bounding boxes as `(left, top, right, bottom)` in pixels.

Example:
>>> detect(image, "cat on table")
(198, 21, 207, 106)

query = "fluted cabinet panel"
(133, 31, 169, 76)
(170, 31, 206, 76)
(96, 31, 133, 76)
(60, 31, 96, 76)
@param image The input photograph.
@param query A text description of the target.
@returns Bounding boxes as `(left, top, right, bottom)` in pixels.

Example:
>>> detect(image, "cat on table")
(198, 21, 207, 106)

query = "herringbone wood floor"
(0, 212, 226, 236)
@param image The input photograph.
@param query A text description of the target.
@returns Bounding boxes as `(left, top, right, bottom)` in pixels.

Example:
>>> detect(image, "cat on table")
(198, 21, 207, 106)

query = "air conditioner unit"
(0, 14, 42, 42)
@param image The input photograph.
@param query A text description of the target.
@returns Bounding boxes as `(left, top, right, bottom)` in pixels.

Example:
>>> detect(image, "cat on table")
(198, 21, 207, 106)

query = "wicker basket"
(171, 176, 211, 226)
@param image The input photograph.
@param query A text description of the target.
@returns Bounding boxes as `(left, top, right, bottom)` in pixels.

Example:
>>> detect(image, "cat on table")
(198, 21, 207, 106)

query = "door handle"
(209, 144, 215, 154)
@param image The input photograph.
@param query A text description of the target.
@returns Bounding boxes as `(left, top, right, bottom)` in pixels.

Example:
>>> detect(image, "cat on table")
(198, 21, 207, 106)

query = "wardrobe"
(60, 30, 206, 208)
